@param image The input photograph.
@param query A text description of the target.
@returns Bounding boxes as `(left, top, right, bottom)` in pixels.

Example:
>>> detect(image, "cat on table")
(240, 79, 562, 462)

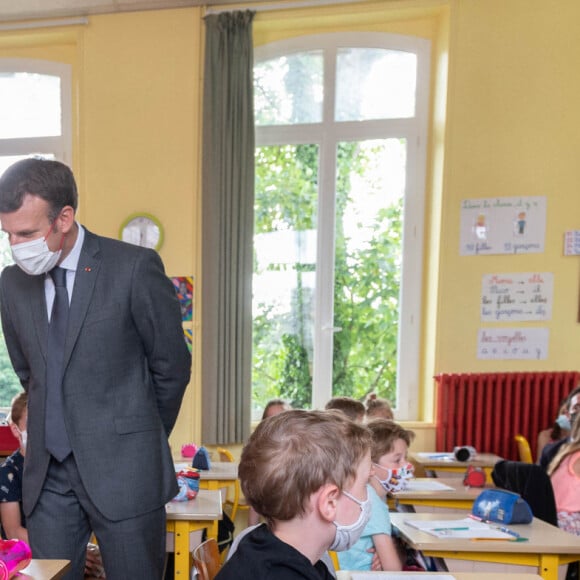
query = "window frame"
(254, 32, 430, 420)
(0, 58, 72, 165)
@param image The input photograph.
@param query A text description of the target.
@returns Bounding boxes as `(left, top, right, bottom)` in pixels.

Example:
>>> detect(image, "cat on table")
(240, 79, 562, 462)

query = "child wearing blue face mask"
(216, 410, 373, 580)
(338, 419, 415, 571)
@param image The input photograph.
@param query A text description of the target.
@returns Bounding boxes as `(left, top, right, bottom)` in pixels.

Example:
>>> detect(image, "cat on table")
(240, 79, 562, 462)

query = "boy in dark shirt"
(216, 409, 372, 580)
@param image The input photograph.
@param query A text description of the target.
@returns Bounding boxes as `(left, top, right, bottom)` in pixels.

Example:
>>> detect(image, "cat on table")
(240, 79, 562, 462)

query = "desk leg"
(174, 521, 190, 578)
(539, 554, 560, 580)
(206, 518, 219, 541)
(483, 466, 494, 484)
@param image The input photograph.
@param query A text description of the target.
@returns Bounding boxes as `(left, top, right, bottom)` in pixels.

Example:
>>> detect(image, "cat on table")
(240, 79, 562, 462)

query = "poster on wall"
(481, 272, 553, 322)
(183, 327, 193, 353)
(460, 196, 546, 255)
(477, 327, 549, 360)
(171, 276, 194, 322)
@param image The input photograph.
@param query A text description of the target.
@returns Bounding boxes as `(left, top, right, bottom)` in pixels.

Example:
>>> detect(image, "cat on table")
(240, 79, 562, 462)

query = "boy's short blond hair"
(365, 395, 394, 420)
(8, 391, 27, 425)
(367, 418, 415, 462)
(324, 396, 365, 421)
(239, 409, 371, 523)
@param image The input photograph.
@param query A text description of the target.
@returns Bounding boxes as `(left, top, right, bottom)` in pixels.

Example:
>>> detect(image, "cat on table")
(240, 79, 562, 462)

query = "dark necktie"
(45, 267, 72, 461)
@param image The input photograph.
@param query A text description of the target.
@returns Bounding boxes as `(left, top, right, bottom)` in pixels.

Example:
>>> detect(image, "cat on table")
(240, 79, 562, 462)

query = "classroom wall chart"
(481, 272, 553, 322)
(460, 196, 546, 255)
(477, 327, 549, 360)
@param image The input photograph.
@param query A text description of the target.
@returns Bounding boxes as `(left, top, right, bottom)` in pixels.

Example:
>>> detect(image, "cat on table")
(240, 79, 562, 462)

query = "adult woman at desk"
(537, 400, 571, 461)
(547, 415, 580, 535)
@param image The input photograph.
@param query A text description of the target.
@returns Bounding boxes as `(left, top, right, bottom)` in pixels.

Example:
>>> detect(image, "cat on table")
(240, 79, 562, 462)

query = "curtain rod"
(205, 0, 367, 15)
(0, 17, 89, 32)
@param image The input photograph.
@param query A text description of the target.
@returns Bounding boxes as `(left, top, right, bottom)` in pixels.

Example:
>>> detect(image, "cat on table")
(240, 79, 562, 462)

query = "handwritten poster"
(481, 272, 553, 322)
(477, 328, 549, 360)
(460, 196, 546, 255)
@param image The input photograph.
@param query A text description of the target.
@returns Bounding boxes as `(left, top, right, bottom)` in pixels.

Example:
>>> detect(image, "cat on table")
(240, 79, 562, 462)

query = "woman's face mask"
(373, 461, 414, 493)
(556, 414, 571, 431)
(328, 488, 372, 551)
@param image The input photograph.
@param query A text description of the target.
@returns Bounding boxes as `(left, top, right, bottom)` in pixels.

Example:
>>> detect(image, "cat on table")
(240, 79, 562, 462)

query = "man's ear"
(57, 205, 76, 234)
(317, 483, 341, 523)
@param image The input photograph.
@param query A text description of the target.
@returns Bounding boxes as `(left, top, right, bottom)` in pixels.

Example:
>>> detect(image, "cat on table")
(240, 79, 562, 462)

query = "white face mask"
(14, 426, 27, 450)
(11, 231, 62, 276)
(328, 488, 372, 552)
(373, 462, 415, 493)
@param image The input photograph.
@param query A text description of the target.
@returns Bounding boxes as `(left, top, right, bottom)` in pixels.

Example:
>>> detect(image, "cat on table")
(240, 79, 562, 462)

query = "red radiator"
(435, 372, 580, 461)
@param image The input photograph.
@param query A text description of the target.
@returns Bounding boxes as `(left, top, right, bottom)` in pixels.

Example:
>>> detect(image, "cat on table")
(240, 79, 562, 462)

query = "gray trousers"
(27, 455, 166, 580)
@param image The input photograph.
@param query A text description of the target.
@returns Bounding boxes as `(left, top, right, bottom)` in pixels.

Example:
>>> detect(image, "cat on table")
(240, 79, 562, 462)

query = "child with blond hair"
(338, 419, 415, 571)
(217, 409, 372, 579)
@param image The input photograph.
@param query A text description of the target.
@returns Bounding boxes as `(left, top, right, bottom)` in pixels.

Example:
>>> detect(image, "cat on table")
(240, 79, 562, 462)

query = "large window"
(252, 33, 430, 420)
(0, 58, 72, 408)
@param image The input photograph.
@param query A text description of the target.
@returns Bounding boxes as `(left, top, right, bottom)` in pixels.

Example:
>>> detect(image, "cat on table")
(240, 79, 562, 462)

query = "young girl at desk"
(0, 392, 105, 578)
(337, 419, 415, 571)
(0, 392, 27, 541)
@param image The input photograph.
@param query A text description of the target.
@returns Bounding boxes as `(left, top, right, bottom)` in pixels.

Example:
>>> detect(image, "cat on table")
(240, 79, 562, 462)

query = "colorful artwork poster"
(183, 327, 193, 353)
(460, 196, 546, 256)
(171, 276, 193, 322)
(477, 327, 549, 360)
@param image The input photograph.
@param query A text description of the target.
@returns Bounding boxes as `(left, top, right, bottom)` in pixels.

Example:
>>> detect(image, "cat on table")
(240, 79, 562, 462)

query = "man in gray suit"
(0, 158, 191, 579)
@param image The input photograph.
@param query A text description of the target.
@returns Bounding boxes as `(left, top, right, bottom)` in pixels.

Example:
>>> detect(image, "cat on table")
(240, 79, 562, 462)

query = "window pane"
(332, 139, 406, 404)
(336, 49, 417, 120)
(252, 144, 319, 419)
(0, 72, 61, 138)
(254, 52, 323, 125)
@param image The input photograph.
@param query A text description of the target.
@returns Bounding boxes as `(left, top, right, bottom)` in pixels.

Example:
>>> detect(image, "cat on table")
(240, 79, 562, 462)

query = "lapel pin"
(84, 267, 92, 272)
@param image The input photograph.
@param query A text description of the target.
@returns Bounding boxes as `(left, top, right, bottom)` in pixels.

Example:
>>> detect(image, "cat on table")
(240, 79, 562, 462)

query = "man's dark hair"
(0, 158, 78, 221)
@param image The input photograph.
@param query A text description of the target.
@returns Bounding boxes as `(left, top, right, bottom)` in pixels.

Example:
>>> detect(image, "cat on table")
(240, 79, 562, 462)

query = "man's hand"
(85, 543, 106, 578)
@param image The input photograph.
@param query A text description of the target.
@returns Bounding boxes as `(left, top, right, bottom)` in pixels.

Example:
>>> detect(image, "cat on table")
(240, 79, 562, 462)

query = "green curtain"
(201, 10, 255, 444)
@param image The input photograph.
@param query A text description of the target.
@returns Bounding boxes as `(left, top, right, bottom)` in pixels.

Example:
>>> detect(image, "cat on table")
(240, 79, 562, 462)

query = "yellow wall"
(2, 0, 580, 452)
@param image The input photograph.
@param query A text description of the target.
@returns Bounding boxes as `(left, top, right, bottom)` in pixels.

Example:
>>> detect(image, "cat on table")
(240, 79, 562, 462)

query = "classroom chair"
(514, 434, 533, 463)
(192, 538, 221, 580)
(216, 447, 249, 521)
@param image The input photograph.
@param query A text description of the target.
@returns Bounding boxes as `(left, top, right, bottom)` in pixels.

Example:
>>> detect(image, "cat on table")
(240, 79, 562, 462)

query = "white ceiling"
(0, 0, 262, 22)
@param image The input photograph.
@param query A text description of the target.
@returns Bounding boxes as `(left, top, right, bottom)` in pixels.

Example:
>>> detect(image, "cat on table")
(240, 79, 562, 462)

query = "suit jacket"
(0, 229, 191, 521)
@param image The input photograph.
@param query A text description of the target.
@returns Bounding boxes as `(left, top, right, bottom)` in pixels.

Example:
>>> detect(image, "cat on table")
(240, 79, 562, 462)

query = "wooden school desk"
(166, 489, 222, 580)
(410, 452, 502, 483)
(19, 559, 71, 580)
(173, 460, 239, 491)
(391, 477, 493, 510)
(390, 512, 580, 580)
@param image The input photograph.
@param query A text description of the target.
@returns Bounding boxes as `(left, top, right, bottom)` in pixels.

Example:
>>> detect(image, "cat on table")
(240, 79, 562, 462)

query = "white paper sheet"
(404, 480, 455, 492)
(351, 575, 456, 580)
(403, 517, 515, 539)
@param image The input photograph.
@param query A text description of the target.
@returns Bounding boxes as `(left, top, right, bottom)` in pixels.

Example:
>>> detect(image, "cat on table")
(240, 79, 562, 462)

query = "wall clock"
(119, 212, 164, 251)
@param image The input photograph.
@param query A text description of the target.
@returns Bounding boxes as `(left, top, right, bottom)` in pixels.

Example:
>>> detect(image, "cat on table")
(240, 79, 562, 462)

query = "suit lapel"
(64, 231, 101, 364)
(30, 274, 49, 360)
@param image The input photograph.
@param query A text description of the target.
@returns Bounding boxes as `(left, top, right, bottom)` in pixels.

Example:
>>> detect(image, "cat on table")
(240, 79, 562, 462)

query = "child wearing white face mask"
(0, 392, 28, 541)
(338, 419, 415, 571)
(216, 410, 373, 580)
